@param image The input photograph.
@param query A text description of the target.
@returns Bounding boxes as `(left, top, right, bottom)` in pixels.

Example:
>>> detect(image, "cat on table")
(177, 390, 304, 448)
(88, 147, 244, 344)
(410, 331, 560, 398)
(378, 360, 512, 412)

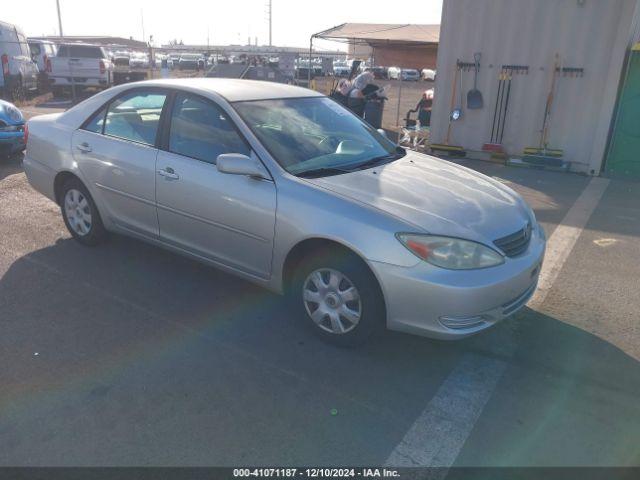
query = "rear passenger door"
(155, 92, 276, 279)
(72, 89, 168, 238)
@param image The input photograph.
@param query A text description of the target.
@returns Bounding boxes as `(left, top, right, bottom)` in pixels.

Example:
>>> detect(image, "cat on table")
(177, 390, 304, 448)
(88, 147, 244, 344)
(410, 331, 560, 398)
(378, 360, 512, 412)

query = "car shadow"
(1, 234, 639, 465)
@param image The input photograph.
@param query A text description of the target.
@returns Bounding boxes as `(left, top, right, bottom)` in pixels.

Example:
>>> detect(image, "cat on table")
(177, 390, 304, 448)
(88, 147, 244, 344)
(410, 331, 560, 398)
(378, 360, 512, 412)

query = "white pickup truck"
(49, 43, 112, 95)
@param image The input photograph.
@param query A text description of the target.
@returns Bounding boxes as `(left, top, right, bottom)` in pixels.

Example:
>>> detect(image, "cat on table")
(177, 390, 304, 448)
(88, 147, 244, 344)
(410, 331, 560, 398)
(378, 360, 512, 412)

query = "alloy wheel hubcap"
(302, 268, 362, 335)
(64, 189, 92, 236)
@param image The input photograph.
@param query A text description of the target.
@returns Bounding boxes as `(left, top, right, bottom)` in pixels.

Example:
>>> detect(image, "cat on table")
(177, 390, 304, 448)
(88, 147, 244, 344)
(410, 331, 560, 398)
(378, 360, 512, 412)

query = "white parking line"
(385, 353, 506, 472)
(529, 176, 610, 308)
(385, 176, 610, 472)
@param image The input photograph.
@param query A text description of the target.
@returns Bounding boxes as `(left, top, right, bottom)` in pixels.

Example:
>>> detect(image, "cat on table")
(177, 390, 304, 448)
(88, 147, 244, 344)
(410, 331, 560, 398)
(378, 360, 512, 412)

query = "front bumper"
(0, 128, 25, 154)
(370, 225, 546, 340)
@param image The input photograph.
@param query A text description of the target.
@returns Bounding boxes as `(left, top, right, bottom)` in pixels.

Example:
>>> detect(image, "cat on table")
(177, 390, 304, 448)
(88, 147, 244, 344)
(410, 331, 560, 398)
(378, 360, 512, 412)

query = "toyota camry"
(23, 79, 545, 346)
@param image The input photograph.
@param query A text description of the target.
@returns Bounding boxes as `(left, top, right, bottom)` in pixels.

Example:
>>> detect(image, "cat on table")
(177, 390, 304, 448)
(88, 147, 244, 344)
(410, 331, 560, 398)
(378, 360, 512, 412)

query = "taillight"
(1, 54, 9, 77)
(46, 57, 52, 73)
(44, 54, 52, 73)
(99, 60, 106, 74)
(23, 123, 29, 145)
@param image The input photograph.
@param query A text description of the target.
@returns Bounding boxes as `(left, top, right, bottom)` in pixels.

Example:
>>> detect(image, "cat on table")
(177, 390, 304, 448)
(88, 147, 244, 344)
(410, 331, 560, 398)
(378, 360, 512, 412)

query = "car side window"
(168, 93, 250, 164)
(83, 106, 107, 134)
(103, 91, 167, 146)
(29, 44, 41, 57)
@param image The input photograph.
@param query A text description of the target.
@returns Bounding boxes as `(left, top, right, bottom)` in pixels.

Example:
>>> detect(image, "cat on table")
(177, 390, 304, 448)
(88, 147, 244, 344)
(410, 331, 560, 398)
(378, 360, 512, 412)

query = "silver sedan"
(23, 78, 545, 346)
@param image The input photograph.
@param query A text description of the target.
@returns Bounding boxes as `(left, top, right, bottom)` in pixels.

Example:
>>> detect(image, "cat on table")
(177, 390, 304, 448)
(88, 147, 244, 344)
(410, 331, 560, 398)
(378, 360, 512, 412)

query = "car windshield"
(233, 97, 402, 177)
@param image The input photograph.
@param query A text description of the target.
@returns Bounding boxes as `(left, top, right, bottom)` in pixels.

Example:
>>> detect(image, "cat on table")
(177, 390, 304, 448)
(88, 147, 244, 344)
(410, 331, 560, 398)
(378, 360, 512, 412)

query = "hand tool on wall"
(430, 61, 466, 156)
(483, 70, 506, 153)
(467, 52, 484, 109)
(523, 54, 566, 166)
(498, 71, 512, 144)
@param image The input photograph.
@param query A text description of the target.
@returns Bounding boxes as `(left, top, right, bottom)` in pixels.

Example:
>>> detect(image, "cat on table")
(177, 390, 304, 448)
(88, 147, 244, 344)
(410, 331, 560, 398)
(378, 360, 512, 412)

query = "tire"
(9, 76, 25, 103)
(291, 248, 385, 347)
(59, 177, 107, 246)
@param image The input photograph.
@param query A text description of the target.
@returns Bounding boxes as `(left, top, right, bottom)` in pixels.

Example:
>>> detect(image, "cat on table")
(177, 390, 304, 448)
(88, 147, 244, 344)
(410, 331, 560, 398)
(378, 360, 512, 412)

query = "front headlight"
(397, 234, 505, 270)
(6, 107, 23, 123)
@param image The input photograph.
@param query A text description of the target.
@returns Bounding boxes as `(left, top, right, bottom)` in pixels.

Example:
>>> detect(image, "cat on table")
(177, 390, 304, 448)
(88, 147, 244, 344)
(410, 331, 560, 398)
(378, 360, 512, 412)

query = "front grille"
(494, 223, 532, 258)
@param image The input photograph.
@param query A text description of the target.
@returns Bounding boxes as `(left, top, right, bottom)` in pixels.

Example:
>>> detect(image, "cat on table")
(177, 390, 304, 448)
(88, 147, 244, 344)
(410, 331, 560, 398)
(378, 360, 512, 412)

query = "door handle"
(157, 167, 180, 180)
(76, 142, 92, 153)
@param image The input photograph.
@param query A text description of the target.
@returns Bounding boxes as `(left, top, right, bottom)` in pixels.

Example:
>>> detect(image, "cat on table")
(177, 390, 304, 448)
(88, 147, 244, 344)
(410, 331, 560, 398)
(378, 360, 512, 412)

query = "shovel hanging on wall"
(467, 52, 484, 109)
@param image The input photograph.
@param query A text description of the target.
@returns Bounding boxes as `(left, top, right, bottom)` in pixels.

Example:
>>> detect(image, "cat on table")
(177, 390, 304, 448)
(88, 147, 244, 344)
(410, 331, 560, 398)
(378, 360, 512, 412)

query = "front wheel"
(292, 251, 385, 347)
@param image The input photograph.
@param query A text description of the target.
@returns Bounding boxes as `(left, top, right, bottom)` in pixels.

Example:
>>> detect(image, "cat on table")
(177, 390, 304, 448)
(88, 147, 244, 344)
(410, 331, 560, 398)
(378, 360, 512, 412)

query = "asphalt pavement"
(1, 106, 639, 469)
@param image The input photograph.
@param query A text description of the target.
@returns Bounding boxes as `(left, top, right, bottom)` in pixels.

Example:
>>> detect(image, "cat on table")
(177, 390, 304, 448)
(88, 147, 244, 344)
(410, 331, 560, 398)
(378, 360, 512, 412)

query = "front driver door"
(155, 92, 276, 279)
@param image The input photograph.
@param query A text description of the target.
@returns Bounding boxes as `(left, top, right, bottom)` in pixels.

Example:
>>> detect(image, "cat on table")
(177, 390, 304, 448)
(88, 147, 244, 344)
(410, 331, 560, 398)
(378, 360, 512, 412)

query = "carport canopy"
(311, 23, 440, 47)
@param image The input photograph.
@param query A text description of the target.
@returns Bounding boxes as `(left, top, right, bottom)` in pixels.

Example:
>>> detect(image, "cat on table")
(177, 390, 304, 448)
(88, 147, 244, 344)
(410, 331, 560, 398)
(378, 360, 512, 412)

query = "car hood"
(305, 151, 532, 244)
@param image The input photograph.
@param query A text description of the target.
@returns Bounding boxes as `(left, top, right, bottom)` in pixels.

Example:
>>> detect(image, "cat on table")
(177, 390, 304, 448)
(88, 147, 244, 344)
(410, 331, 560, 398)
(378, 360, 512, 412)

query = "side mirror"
(216, 153, 270, 180)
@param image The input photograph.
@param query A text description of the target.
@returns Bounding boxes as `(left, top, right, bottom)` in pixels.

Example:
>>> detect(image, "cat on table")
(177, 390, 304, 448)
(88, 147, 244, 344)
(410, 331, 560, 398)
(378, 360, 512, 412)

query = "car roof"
(130, 78, 323, 102)
(58, 43, 103, 47)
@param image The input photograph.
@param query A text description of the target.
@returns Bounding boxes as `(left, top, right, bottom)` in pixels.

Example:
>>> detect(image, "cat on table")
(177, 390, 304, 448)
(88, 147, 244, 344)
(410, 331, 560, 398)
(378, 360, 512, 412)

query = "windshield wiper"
(353, 148, 407, 171)
(295, 166, 352, 178)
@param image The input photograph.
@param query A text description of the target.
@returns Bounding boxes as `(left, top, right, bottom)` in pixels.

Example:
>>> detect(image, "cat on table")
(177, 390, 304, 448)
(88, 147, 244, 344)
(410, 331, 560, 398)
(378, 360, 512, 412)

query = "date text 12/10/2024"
(233, 468, 401, 478)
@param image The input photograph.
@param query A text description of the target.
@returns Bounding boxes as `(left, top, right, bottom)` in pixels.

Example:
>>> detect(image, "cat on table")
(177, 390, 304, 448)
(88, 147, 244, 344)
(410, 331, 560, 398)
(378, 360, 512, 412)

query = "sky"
(3, 0, 442, 50)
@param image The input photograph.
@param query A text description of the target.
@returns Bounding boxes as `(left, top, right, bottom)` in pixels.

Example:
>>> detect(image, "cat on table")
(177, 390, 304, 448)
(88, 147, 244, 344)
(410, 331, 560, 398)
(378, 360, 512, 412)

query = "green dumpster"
(607, 43, 640, 178)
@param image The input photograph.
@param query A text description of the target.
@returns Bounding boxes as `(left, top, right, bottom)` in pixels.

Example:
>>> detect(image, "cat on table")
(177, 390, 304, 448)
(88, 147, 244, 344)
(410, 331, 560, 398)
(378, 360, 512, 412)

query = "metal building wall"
(431, 0, 640, 174)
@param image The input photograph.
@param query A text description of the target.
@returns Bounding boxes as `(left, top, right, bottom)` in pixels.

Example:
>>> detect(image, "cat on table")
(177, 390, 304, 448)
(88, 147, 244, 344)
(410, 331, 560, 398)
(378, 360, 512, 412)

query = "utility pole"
(268, 0, 272, 46)
(141, 9, 145, 43)
(56, 0, 64, 36)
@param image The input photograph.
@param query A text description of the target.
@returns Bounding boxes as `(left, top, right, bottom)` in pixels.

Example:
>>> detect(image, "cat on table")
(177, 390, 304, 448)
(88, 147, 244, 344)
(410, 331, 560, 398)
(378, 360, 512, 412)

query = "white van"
(28, 39, 57, 75)
(0, 21, 39, 98)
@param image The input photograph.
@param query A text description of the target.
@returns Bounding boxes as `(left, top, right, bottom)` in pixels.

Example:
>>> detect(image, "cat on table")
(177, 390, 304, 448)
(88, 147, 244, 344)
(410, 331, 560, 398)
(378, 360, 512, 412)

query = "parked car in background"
(295, 66, 315, 80)
(421, 68, 436, 81)
(154, 53, 172, 69)
(49, 43, 112, 95)
(387, 66, 401, 80)
(112, 51, 131, 68)
(28, 39, 57, 80)
(23, 78, 545, 346)
(400, 69, 420, 81)
(0, 98, 25, 157)
(129, 52, 149, 69)
(333, 61, 350, 77)
(0, 21, 39, 100)
(370, 66, 387, 79)
(168, 53, 181, 69)
(178, 53, 204, 70)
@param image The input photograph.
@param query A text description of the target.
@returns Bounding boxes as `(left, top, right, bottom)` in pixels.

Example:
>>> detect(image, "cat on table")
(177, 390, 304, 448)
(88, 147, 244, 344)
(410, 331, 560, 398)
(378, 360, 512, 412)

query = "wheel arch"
(281, 237, 386, 309)
(53, 170, 82, 205)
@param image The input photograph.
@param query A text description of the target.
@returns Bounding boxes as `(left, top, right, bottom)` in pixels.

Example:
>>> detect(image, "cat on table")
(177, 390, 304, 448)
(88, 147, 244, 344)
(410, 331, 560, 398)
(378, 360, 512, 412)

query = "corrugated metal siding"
(431, 0, 639, 173)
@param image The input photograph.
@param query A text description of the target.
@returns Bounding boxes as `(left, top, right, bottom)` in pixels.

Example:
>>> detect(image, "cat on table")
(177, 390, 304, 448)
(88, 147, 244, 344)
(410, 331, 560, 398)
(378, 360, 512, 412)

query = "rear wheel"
(291, 249, 385, 347)
(60, 178, 107, 246)
(9, 76, 25, 103)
